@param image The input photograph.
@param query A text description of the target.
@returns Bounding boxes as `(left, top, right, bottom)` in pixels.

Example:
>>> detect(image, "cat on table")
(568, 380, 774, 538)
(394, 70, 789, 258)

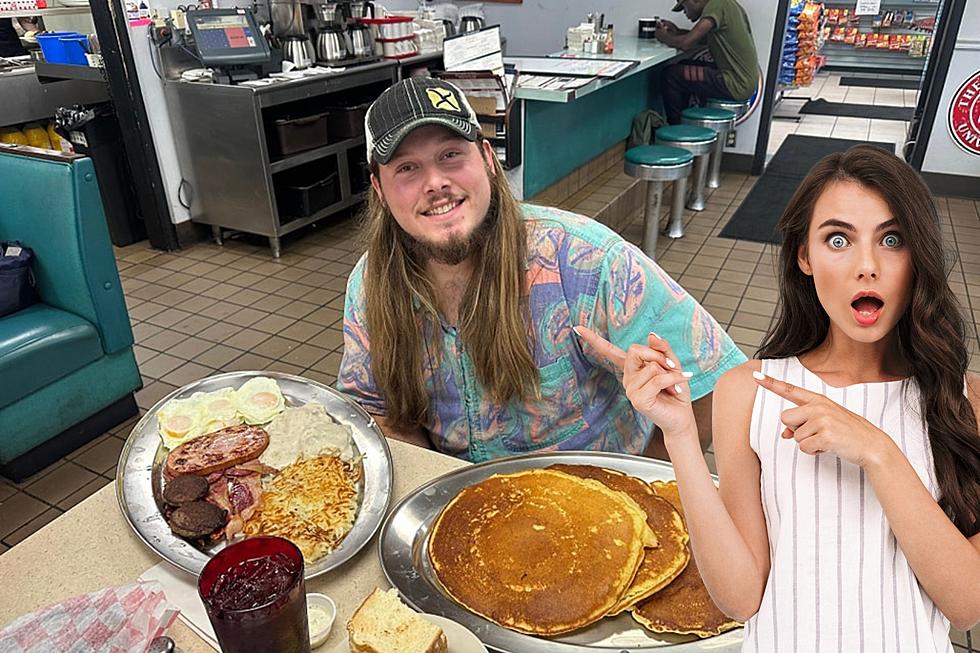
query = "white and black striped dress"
(743, 356, 952, 653)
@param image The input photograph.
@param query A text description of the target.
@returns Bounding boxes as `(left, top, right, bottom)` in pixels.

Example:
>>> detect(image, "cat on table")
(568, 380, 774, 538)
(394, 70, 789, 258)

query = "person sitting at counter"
(654, 0, 758, 124)
(335, 76, 745, 462)
(578, 145, 980, 644)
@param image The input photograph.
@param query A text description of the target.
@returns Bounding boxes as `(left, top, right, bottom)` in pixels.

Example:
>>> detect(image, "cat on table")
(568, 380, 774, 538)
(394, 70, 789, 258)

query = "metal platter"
(117, 370, 393, 580)
(379, 451, 743, 653)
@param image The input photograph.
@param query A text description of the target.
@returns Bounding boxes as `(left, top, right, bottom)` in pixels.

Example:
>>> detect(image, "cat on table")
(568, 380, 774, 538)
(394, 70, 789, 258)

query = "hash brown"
(428, 468, 656, 636)
(243, 453, 361, 562)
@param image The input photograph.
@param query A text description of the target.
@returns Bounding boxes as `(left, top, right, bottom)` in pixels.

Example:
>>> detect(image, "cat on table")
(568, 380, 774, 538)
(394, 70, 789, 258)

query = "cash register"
(185, 8, 273, 84)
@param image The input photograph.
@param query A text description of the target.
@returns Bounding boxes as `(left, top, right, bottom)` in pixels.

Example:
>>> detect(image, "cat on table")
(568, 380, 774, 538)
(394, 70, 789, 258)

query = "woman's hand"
(574, 327, 696, 437)
(753, 371, 897, 468)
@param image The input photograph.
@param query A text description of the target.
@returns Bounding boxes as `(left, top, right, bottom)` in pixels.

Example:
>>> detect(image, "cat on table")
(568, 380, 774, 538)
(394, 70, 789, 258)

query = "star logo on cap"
(426, 88, 461, 112)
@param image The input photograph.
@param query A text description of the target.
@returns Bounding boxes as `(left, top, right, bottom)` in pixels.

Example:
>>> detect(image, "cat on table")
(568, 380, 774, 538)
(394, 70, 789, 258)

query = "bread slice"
(347, 588, 448, 653)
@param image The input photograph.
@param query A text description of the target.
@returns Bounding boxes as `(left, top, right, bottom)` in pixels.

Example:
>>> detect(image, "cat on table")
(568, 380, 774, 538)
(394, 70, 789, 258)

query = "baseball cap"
(365, 77, 481, 164)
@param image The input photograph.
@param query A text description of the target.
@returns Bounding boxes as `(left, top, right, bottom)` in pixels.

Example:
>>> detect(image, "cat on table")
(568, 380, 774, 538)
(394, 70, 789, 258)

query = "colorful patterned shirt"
(337, 204, 745, 461)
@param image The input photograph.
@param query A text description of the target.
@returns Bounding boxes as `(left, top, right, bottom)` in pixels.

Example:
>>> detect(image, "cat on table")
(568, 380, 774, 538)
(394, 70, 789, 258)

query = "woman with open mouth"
(578, 144, 980, 652)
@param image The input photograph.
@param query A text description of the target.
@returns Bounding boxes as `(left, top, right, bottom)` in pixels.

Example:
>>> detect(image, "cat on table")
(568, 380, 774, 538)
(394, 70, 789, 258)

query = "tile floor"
(1, 92, 978, 648)
(768, 72, 918, 157)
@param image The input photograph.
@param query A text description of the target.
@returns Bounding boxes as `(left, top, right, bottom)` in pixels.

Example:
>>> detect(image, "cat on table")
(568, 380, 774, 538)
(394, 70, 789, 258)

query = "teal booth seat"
(0, 145, 141, 481)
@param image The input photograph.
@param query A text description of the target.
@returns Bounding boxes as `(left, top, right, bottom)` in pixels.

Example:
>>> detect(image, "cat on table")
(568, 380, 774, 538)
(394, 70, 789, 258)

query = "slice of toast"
(347, 588, 448, 653)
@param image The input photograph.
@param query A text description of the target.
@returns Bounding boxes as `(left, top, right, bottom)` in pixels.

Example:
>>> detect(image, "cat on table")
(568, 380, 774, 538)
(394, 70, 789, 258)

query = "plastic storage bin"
(36, 32, 82, 64)
(276, 168, 339, 220)
(61, 36, 90, 65)
(270, 112, 329, 157)
(326, 104, 369, 139)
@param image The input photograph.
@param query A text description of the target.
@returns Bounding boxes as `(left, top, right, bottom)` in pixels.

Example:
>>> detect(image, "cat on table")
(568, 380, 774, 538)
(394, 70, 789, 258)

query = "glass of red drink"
(198, 536, 311, 653)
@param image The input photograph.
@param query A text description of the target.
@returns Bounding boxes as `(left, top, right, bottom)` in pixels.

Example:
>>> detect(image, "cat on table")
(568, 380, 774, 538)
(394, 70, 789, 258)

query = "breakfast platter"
(117, 371, 393, 579)
(378, 451, 744, 653)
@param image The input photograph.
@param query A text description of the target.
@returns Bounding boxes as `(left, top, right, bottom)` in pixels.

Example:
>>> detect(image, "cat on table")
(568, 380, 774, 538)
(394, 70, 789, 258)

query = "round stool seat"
(656, 124, 717, 143)
(682, 106, 736, 122)
(707, 97, 750, 118)
(655, 125, 716, 156)
(625, 145, 693, 182)
(682, 107, 736, 133)
(626, 145, 694, 166)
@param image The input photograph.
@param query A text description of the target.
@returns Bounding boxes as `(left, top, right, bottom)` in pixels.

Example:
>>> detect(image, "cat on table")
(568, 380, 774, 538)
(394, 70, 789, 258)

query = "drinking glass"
(198, 536, 310, 653)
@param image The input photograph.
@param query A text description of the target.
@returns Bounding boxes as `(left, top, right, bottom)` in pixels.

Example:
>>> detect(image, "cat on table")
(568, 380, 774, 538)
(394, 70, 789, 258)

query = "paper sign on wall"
(854, 0, 881, 15)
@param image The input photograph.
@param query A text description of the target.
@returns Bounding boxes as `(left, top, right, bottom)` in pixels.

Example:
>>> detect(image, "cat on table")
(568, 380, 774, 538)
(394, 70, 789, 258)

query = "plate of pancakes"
(378, 452, 744, 652)
(117, 371, 393, 580)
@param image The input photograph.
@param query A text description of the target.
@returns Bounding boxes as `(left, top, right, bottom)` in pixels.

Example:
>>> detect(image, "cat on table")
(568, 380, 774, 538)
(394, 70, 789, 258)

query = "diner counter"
(0, 439, 467, 652)
(510, 36, 688, 199)
(511, 38, 680, 103)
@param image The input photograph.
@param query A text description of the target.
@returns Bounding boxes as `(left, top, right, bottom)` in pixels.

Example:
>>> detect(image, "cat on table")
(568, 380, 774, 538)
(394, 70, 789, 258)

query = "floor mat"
(839, 76, 920, 90)
(801, 98, 913, 121)
(719, 135, 894, 245)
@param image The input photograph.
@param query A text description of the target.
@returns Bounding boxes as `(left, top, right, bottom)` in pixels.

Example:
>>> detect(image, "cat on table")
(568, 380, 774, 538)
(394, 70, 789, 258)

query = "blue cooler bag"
(0, 241, 38, 318)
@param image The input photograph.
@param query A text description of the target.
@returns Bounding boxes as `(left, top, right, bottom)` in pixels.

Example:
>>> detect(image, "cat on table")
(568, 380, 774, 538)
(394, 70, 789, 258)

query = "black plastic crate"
(271, 112, 330, 157)
(326, 103, 369, 140)
(276, 167, 340, 220)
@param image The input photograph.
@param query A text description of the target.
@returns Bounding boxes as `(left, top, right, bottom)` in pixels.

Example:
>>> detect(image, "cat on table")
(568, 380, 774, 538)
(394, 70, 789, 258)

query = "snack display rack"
(779, 0, 823, 88)
(818, 0, 938, 73)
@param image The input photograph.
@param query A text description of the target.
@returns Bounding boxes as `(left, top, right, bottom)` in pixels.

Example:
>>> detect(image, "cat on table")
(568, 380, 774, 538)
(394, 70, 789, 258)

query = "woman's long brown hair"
(758, 145, 980, 537)
(360, 138, 538, 429)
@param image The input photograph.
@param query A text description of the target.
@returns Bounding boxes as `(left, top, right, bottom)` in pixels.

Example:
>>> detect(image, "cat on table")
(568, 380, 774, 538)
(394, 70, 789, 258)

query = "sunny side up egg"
(194, 387, 242, 434)
(157, 396, 205, 450)
(236, 377, 286, 424)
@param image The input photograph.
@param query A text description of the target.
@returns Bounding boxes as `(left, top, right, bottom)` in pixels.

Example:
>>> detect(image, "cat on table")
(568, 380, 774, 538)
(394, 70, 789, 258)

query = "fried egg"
(157, 397, 204, 450)
(236, 377, 286, 424)
(195, 387, 243, 434)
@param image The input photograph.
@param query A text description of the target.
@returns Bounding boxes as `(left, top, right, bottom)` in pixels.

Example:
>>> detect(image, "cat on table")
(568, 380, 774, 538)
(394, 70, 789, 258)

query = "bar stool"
(681, 106, 736, 190)
(624, 145, 694, 257)
(654, 125, 716, 212)
(706, 97, 751, 119)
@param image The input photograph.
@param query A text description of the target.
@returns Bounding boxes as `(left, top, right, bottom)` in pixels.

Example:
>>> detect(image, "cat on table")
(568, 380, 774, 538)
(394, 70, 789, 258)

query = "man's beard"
(399, 191, 498, 266)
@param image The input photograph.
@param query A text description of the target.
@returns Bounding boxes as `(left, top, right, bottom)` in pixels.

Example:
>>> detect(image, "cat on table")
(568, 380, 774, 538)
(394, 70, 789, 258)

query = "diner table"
(0, 439, 467, 652)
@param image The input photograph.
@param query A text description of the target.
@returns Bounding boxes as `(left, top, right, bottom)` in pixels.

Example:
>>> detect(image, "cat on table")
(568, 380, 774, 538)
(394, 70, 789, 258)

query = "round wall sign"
(947, 70, 980, 156)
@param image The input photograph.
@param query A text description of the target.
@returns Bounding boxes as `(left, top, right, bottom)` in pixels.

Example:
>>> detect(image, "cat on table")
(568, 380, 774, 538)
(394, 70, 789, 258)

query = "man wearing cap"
(335, 77, 745, 462)
(654, 0, 758, 124)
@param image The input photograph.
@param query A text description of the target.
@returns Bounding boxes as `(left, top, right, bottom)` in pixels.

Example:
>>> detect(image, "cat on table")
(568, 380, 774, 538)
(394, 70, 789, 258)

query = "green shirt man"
(655, 0, 759, 123)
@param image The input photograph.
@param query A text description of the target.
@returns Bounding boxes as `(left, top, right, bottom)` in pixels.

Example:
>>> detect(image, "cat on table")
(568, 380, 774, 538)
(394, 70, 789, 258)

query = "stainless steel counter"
(0, 62, 109, 126)
(164, 61, 397, 257)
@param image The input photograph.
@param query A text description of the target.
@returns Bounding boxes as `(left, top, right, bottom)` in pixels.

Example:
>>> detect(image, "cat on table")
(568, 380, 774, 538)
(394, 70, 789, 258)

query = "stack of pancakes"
(630, 480, 741, 637)
(427, 466, 740, 640)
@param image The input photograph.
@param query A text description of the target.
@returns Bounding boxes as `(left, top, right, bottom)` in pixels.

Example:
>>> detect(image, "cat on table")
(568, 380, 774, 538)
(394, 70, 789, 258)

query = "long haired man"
(336, 77, 745, 461)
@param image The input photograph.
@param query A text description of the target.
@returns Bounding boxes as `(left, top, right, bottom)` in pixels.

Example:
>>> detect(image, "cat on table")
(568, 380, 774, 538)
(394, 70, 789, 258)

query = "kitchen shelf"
(269, 135, 365, 174)
(277, 190, 367, 236)
(0, 6, 89, 16)
(34, 61, 106, 83)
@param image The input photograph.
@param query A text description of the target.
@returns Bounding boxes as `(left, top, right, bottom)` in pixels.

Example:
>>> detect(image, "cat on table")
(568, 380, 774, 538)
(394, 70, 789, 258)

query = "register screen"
(194, 14, 256, 50)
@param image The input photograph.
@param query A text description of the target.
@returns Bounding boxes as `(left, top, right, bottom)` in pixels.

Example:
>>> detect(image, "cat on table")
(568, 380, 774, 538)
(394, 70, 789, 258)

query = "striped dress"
(743, 356, 953, 653)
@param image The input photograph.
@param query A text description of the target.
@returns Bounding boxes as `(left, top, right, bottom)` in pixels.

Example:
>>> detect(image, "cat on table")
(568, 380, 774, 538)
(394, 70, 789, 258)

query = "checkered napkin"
(0, 581, 178, 653)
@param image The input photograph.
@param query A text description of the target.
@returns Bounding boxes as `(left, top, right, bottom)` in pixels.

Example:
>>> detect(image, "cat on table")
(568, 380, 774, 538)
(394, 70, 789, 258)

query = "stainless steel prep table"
(0, 61, 108, 127)
(164, 61, 397, 257)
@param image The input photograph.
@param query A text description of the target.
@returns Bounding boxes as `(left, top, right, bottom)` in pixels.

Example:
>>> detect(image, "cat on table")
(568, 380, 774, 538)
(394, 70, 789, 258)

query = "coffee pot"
(282, 34, 315, 69)
(317, 25, 347, 62)
(350, 0, 374, 18)
(347, 22, 373, 57)
(459, 15, 484, 33)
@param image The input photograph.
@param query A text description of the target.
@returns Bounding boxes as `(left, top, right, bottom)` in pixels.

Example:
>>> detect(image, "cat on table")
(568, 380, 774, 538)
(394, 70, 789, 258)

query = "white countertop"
(511, 36, 681, 103)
